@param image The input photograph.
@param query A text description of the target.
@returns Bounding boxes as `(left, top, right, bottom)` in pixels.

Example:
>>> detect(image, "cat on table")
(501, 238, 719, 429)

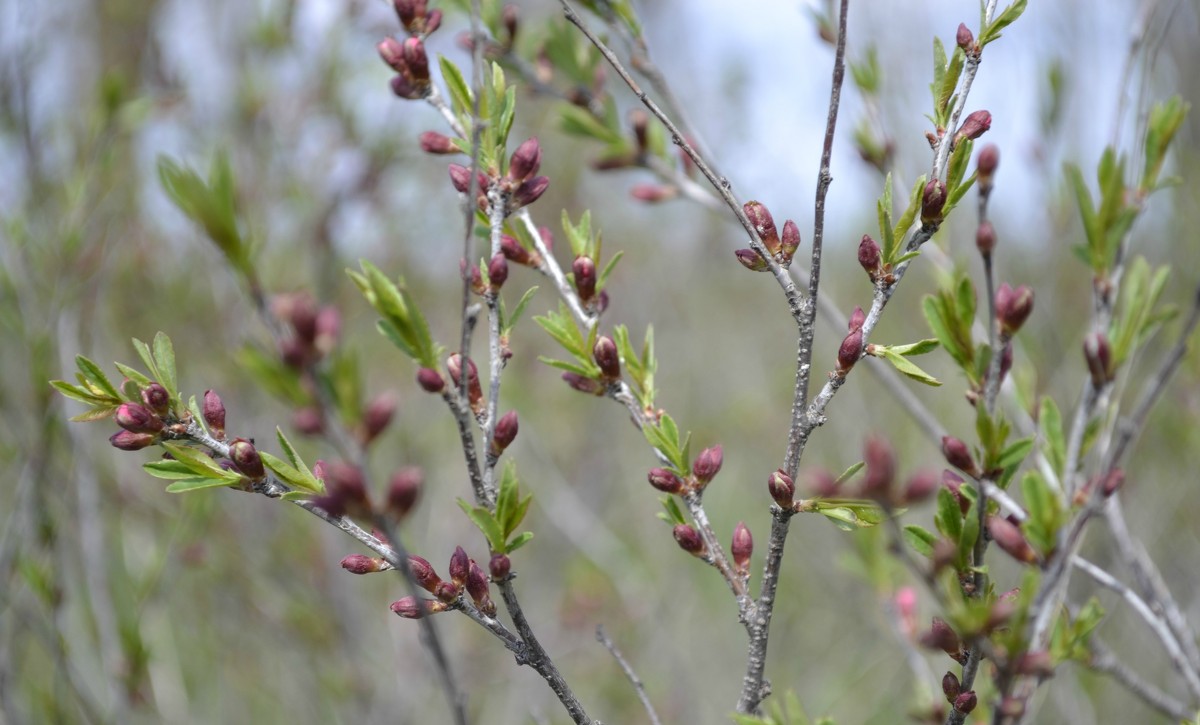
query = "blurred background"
(2, 0, 1200, 722)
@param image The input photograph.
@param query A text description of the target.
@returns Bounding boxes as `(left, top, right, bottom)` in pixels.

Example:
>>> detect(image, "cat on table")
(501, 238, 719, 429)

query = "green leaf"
(438, 56, 473, 117)
(50, 380, 112, 406)
(886, 338, 940, 356)
(979, 0, 1027, 47)
(657, 496, 688, 526)
(538, 357, 600, 378)
(904, 524, 938, 557)
(161, 441, 229, 478)
(502, 286, 539, 334)
(70, 406, 120, 423)
(958, 501, 980, 568)
(75, 355, 120, 399)
(877, 174, 897, 263)
(893, 175, 925, 245)
(506, 531, 534, 553)
(132, 337, 164, 391)
(1039, 397, 1066, 478)
(598, 250, 623, 289)
(114, 362, 153, 390)
(835, 461, 865, 485)
(1142, 96, 1189, 191)
(165, 476, 241, 493)
(457, 499, 505, 552)
(995, 436, 1034, 470)
(275, 427, 323, 493)
(558, 103, 622, 145)
(935, 487, 963, 541)
(877, 348, 943, 386)
(144, 459, 206, 480)
(152, 332, 179, 405)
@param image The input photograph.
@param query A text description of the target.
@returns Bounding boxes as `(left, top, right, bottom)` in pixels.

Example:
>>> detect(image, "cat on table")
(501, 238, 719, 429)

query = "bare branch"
(596, 625, 663, 725)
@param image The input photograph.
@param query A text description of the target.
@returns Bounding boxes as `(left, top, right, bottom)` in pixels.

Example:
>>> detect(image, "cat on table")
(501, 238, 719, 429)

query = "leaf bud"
(227, 438, 266, 481)
(416, 367, 446, 393)
(768, 469, 795, 508)
(743, 201, 780, 257)
(731, 522, 753, 573)
(593, 335, 620, 380)
(692, 445, 723, 484)
(921, 179, 947, 225)
(848, 305, 866, 332)
(419, 130, 459, 155)
(986, 516, 1038, 564)
(941, 436, 979, 478)
(361, 393, 398, 444)
(995, 283, 1034, 336)
(141, 383, 170, 417)
(512, 176, 549, 209)
(858, 235, 882, 281)
(955, 110, 992, 144)
(109, 430, 156, 451)
(734, 248, 769, 272)
(115, 402, 164, 434)
(648, 468, 684, 494)
(1083, 332, 1113, 387)
(942, 671, 961, 702)
(975, 220, 996, 256)
(956, 23, 974, 52)
(492, 411, 519, 455)
(408, 554, 442, 593)
(953, 691, 977, 714)
(448, 545, 470, 585)
(386, 466, 423, 518)
(508, 137, 543, 183)
(561, 372, 603, 395)
(489, 553, 511, 580)
(672, 524, 706, 557)
(837, 328, 864, 374)
(341, 554, 384, 575)
(572, 256, 597, 303)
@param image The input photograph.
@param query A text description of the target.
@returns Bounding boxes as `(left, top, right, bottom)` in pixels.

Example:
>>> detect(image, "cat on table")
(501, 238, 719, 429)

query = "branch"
(1089, 636, 1193, 721)
(596, 625, 663, 725)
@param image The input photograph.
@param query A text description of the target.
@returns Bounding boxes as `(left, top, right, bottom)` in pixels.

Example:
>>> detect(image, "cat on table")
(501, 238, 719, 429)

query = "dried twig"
(596, 625, 663, 725)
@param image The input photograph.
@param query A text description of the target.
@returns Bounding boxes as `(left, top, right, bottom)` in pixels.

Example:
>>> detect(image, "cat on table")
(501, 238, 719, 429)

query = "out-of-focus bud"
(489, 553, 511, 580)
(862, 435, 897, 501)
(942, 469, 971, 514)
(402, 38, 429, 82)
(512, 176, 549, 209)
(423, 8, 443, 34)
(314, 306, 341, 356)
(500, 234, 535, 267)
(378, 37, 406, 72)
(390, 596, 428, 619)
(692, 445, 723, 485)
(673, 524, 706, 557)
(942, 436, 979, 478)
(508, 137, 543, 182)
(744, 201, 780, 257)
(115, 403, 164, 434)
(903, 470, 939, 503)
(593, 336, 620, 380)
(837, 328, 864, 374)
(447, 354, 482, 408)
(292, 407, 324, 436)
(362, 393, 398, 444)
(341, 554, 384, 575)
(942, 671, 961, 702)
(848, 306, 866, 332)
(286, 294, 319, 344)
(734, 248, 769, 272)
(998, 697, 1025, 719)
(1101, 468, 1125, 497)
(419, 130, 459, 154)
(921, 179, 948, 225)
(448, 164, 472, 194)
(630, 184, 677, 203)
(858, 235, 882, 283)
(466, 559, 496, 616)
(1015, 651, 1054, 677)
(630, 109, 649, 153)
(417, 367, 446, 393)
(487, 254, 509, 292)
(449, 546, 470, 585)
(386, 467, 422, 517)
(956, 23, 974, 52)
(572, 256, 596, 303)
(492, 411, 519, 455)
(976, 220, 996, 256)
(987, 516, 1038, 564)
(731, 522, 753, 573)
(768, 469, 796, 508)
(1083, 332, 1113, 387)
(502, 3, 519, 43)
(955, 110, 992, 144)
(318, 461, 371, 518)
(141, 383, 170, 417)
(995, 283, 1034, 336)
(931, 537, 959, 572)
(229, 438, 266, 481)
(984, 598, 1016, 631)
(953, 691, 977, 714)
(110, 430, 156, 451)
(977, 143, 1000, 193)
(409, 554, 441, 593)
(807, 468, 839, 497)
(562, 372, 603, 395)
(920, 617, 963, 659)
(648, 468, 684, 494)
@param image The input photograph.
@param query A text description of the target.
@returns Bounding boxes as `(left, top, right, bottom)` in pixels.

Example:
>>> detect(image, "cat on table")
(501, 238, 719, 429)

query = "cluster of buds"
(378, 36, 431, 100)
(645, 445, 724, 497)
(447, 353, 484, 414)
(462, 254, 510, 296)
(110, 394, 166, 451)
(393, 0, 443, 36)
(734, 201, 802, 271)
(388, 547, 497, 618)
(272, 292, 341, 369)
(448, 138, 550, 216)
(995, 282, 1035, 337)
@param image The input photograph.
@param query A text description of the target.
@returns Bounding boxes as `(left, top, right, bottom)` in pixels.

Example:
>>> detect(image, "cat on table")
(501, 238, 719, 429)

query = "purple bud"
(956, 23, 974, 52)
(448, 164, 472, 194)
(858, 235, 881, 281)
(141, 383, 170, 417)
(977, 143, 1000, 179)
(862, 435, 897, 501)
(492, 411, 519, 455)
(390, 596, 427, 619)
(672, 524, 706, 557)
(341, 554, 383, 575)
(780, 219, 801, 264)
(448, 546, 470, 585)
(1101, 468, 1125, 497)
(731, 522, 753, 572)
(561, 372, 603, 395)
(434, 580, 460, 604)
(1015, 651, 1054, 677)
(987, 516, 1038, 563)
(292, 407, 324, 436)
(109, 430, 156, 451)
(314, 306, 341, 355)
(903, 470, 939, 503)
(466, 559, 495, 615)
(361, 393, 397, 444)
(692, 445, 723, 484)
(401, 37, 429, 82)
(921, 179, 947, 225)
(512, 176, 549, 209)
(501, 234, 538, 267)
(953, 691, 977, 714)
(837, 328, 864, 374)
(848, 306, 866, 332)
(943, 671, 961, 702)
(768, 469, 795, 508)
(648, 468, 684, 494)
(416, 367, 446, 393)
(955, 110, 992, 143)
(995, 283, 1034, 336)
(484, 254, 508, 292)
(508, 137, 543, 182)
(630, 184, 677, 203)
(941, 436, 979, 477)
(942, 470, 971, 515)
(386, 467, 422, 517)
(502, 4, 519, 41)
(743, 201, 780, 257)
(1083, 332, 1113, 387)
(920, 617, 962, 658)
(377, 37, 405, 72)
(573, 256, 596, 303)
(115, 403, 163, 434)
(593, 336, 620, 380)
(807, 468, 839, 497)
(229, 438, 265, 481)
(734, 248, 770, 272)
(408, 554, 441, 593)
(976, 220, 996, 255)
(489, 553, 511, 580)
(447, 354, 482, 407)
(419, 131, 459, 155)
(323, 461, 370, 516)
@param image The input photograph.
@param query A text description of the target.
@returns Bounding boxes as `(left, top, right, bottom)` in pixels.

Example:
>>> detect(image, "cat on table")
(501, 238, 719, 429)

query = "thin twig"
(596, 625, 663, 725)
(1089, 637, 1193, 721)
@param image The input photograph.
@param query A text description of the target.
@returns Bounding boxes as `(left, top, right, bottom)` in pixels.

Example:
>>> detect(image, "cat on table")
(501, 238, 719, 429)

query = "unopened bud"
(1101, 468, 1125, 497)
(378, 37, 405, 72)
(734, 248, 769, 271)
(976, 220, 996, 255)
(492, 411, 519, 455)
(953, 691, 977, 714)
(115, 403, 163, 434)
(508, 137, 543, 182)
(409, 554, 441, 593)
(419, 130, 459, 154)
(434, 580, 460, 604)
(386, 467, 422, 517)
(744, 201, 780, 257)
(486, 254, 509, 291)
(942, 671, 961, 702)
(501, 234, 538, 267)
(489, 553, 511, 580)
(837, 328, 864, 374)
(447, 354, 482, 407)
(466, 559, 495, 615)
(448, 546, 470, 585)
(977, 144, 1000, 181)
(780, 219, 801, 264)
(848, 306, 866, 332)
(858, 235, 882, 281)
(903, 470, 939, 503)
(593, 336, 620, 380)
(862, 436, 897, 501)
(987, 516, 1038, 563)
(561, 372, 603, 395)
(573, 256, 596, 302)
(648, 468, 684, 494)
(109, 430, 156, 451)
(942, 470, 971, 515)
(768, 469, 795, 508)
(942, 436, 979, 477)
(630, 184, 676, 203)
(141, 383, 170, 417)
(731, 522, 753, 572)
(390, 596, 428, 619)
(1015, 651, 1054, 677)
(1083, 332, 1113, 387)
(920, 617, 962, 658)
(995, 283, 1034, 336)
(672, 525, 706, 557)
(692, 445, 723, 484)
(921, 179, 947, 225)
(341, 554, 384, 575)
(955, 110, 991, 144)
(807, 469, 839, 497)
(362, 393, 398, 444)
(292, 407, 324, 436)
(956, 23, 974, 52)
(512, 176, 549, 209)
(401, 37, 429, 82)
(417, 367, 446, 393)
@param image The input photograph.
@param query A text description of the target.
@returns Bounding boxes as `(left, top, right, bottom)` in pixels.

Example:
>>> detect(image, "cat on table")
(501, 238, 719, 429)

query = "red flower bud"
(942, 470, 971, 514)
(837, 328, 864, 374)
(731, 522, 753, 572)
(768, 469, 795, 508)
(987, 516, 1038, 563)
(858, 234, 882, 282)
(995, 283, 1034, 336)
(780, 219, 801, 264)
(903, 470, 939, 504)
(401, 38, 429, 82)
(386, 466, 422, 517)
(292, 407, 324, 436)
(226, 438, 264, 481)
(341, 554, 383, 575)
(419, 131, 459, 154)
(943, 671, 961, 702)
(508, 137, 543, 182)
(447, 354, 482, 407)
(672, 524, 706, 557)
(512, 176, 549, 209)
(955, 110, 992, 143)
(572, 256, 596, 303)
(378, 37, 405, 72)
(485, 254, 509, 292)
(408, 554, 441, 593)
(492, 411, 519, 455)
(561, 372, 603, 395)
(807, 468, 839, 497)
(848, 305, 866, 332)
(648, 468, 684, 494)
(501, 234, 539, 267)
(115, 403, 164, 434)
(434, 580, 460, 604)
(448, 164, 473, 194)
(109, 430, 156, 451)
(744, 201, 780, 257)
(466, 559, 495, 615)
(416, 367, 446, 393)
(734, 248, 769, 271)
(941, 436, 979, 477)
(953, 691, 977, 714)
(593, 336, 620, 380)
(489, 553, 511, 580)
(956, 23, 974, 52)
(976, 220, 996, 255)
(630, 184, 676, 203)
(390, 596, 427, 619)
(920, 617, 962, 658)
(921, 179, 947, 225)
(141, 383, 170, 417)
(361, 393, 397, 444)
(448, 546, 470, 585)
(692, 445, 723, 484)
(977, 143, 1000, 179)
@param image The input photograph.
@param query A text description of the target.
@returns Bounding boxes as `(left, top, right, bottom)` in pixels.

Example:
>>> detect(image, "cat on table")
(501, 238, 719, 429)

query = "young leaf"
(151, 332, 178, 404)
(165, 476, 242, 493)
(1038, 397, 1066, 478)
(457, 499, 505, 552)
(904, 524, 938, 557)
(439, 56, 473, 117)
(877, 348, 943, 386)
